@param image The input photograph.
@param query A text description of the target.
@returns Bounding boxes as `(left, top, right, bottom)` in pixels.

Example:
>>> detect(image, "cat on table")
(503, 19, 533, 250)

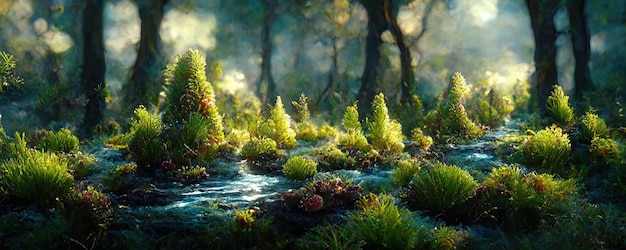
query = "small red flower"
(161, 160, 176, 172)
(303, 194, 324, 212)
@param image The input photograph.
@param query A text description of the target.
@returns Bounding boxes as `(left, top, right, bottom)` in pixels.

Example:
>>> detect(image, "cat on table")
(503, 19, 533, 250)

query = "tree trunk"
(526, 0, 560, 114)
(566, 0, 592, 105)
(80, 0, 106, 136)
(125, 0, 169, 111)
(384, 0, 414, 108)
(357, 0, 388, 119)
(256, 0, 278, 110)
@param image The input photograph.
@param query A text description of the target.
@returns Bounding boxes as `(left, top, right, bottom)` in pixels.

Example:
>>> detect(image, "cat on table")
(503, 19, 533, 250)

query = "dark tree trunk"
(526, 0, 560, 114)
(125, 0, 169, 111)
(384, 0, 414, 108)
(566, 0, 592, 105)
(80, 0, 106, 136)
(256, 0, 278, 110)
(357, 0, 388, 119)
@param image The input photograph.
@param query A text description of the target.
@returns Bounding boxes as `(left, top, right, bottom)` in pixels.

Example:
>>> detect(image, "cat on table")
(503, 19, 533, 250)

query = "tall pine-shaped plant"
(340, 102, 370, 151)
(259, 96, 297, 149)
(437, 72, 483, 142)
(366, 93, 404, 153)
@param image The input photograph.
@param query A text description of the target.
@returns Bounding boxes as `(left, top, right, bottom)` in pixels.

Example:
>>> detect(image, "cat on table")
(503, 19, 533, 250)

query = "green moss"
(0, 150, 74, 206)
(349, 194, 427, 249)
(547, 85, 575, 126)
(282, 156, 317, 180)
(475, 90, 514, 128)
(579, 109, 608, 143)
(240, 138, 279, 161)
(35, 128, 79, 154)
(479, 165, 578, 232)
(405, 161, 477, 216)
(128, 106, 165, 170)
(518, 125, 571, 175)
(366, 93, 404, 154)
(437, 72, 483, 142)
(259, 96, 297, 149)
(390, 158, 421, 187)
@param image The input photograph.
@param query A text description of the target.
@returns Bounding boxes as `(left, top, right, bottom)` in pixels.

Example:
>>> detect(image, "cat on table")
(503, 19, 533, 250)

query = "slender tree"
(526, 0, 560, 113)
(566, 0, 592, 105)
(124, 0, 170, 111)
(80, 0, 106, 136)
(357, 0, 414, 118)
(256, 0, 278, 111)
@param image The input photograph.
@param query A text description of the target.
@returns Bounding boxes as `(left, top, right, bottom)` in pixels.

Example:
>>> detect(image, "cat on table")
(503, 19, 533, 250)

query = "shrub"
(518, 125, 571, 175)
(128, 106, 165, 171)
(428, 226, 465, 250)
(175, 166, 208, 183)
(162, 49, 223, 126)
(405, 162, 477, 217)
(547, 85, 575, 126)
(437, 72, 483, 142)
(0, 150, 74, 205)
(240, 138, 279, 161)
(282, 175, 363, 212)
(0, 51, 25, 93)
(579, 109, 608, 143)
(232, 208, 257, 230)
(390, 159, 421, 187)
(34, 128, 79, 153)
(590, 137, 619, 159)
(64, 184, 112, 232)
(366, 93, 404, 154)
(478, 165, 578, 232)
(409, 128, 433, 152)
(283, 156, 317, 180)
(339, 102, 370, 152)
(349, 194, 427, 249)
(65, 152, 97, 179)
(475, 89, 514, 128)
(258, 96, 297, 149)
(314, 146, 358, 170)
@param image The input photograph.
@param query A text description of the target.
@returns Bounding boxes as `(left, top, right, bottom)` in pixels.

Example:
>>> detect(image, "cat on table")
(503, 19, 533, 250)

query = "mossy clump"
(579, 109, 608, 143)
(128, 106, 166, 171)
(292, 93, 337, 143)
(314, 146, 358, 171)
(390, 158, 421, 187)
(34, 128, 80, 154)
(518, 125, 571, 175)
(547, 85, 575, 126)
(64, 184, 112, 233)
(409, 128, 433, 152)
(590, 137, 619, 159)
(477, 165, 578, 232)
(0, 150, 74, 206)
(339, 102, 370, 152)
(366, 93, 404, 154)
(282, 156, 317, 180)
(475, 89, 514, 128)
(258, 96, 297, 149)
(349, 194, 427, 249)
(240, 138, 280, 161)
(437, 72, 483, 142)
(404, 161, 477, 217)
(282, 175, 362, 212)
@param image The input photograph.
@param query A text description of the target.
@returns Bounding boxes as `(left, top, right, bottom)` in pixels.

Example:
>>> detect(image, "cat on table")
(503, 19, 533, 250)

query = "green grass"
(546, 85, 575, 126)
